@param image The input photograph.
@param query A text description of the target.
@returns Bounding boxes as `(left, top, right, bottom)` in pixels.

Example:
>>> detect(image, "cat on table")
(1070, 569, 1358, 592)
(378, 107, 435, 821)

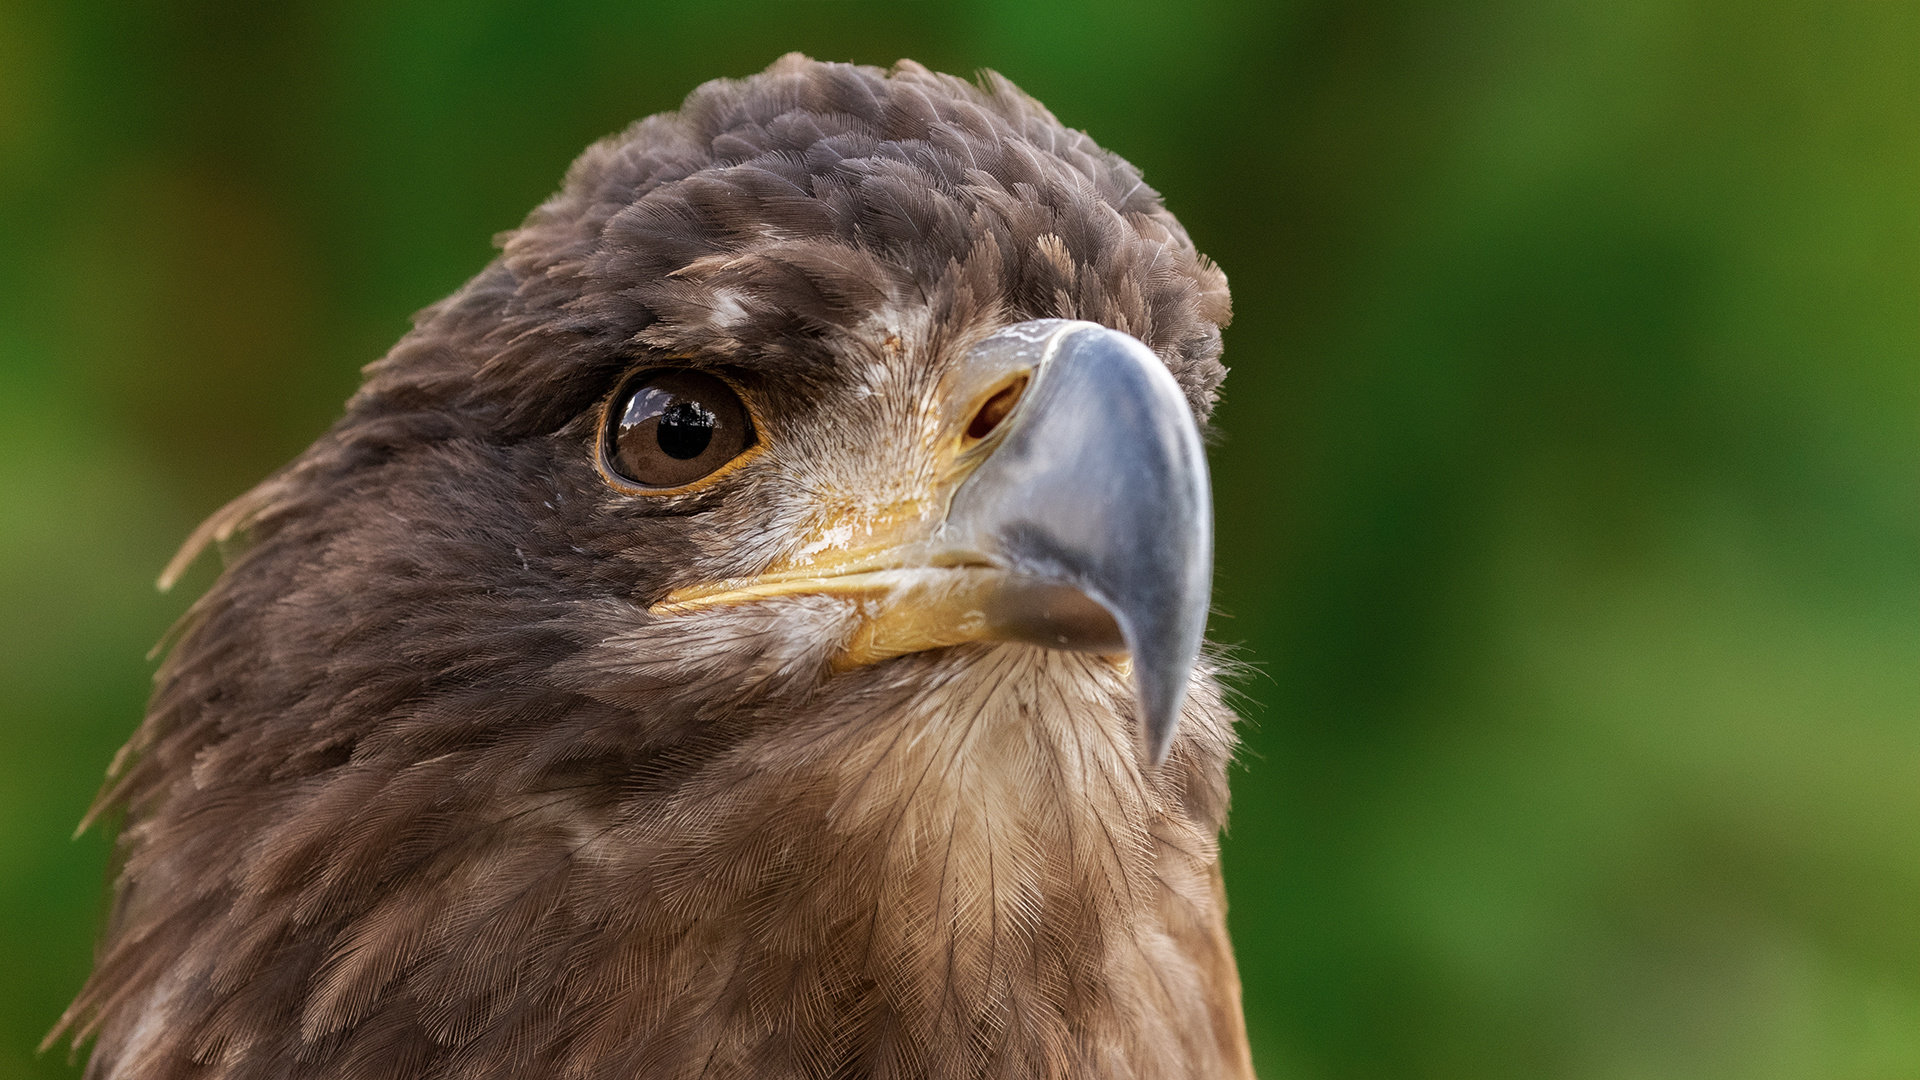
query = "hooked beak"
(653, 319, 1214, 765)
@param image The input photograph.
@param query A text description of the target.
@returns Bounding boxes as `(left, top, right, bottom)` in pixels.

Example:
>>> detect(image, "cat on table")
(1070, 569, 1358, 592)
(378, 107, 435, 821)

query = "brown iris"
(603, 370, 754, 490)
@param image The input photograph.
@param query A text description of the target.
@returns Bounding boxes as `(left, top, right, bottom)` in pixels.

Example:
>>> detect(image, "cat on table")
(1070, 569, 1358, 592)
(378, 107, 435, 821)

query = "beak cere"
(654, 319, 1214, 766)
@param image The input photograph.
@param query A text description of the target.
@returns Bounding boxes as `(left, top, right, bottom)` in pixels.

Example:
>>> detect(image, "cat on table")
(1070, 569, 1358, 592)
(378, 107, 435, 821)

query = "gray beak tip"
(1122, 608, 1199, 769)
(1141, 699, 1184, 768)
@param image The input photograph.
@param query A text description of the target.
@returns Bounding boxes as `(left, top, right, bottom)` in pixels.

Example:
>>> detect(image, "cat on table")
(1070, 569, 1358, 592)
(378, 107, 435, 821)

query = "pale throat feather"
(609, 641, 1241, 1077)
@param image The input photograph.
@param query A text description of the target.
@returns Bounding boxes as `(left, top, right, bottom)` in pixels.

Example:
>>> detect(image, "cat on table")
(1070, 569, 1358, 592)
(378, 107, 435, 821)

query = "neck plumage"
(67, 638, 1251, 1080)
(578, 644, 1254, 1079)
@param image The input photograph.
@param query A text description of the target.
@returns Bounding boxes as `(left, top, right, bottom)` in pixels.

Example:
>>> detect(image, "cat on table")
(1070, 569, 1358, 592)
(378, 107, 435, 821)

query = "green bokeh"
(2, 3, 1914, 1078)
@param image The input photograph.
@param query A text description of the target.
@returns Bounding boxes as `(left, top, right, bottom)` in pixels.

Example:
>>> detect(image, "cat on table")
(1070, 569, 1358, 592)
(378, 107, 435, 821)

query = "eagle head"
(56, 54, 1250, 1080)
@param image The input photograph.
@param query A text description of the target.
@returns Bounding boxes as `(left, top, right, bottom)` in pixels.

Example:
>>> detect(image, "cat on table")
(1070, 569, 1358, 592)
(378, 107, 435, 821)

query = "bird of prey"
(52, 54, 1250, 1080)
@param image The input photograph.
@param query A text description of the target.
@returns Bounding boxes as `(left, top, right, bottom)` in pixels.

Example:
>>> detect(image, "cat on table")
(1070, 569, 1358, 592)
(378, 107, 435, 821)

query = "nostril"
(967, 376, 1028, 440)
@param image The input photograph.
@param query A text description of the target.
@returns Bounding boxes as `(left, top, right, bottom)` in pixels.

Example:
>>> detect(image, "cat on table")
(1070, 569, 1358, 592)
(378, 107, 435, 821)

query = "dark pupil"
(656, 400, 716, 460)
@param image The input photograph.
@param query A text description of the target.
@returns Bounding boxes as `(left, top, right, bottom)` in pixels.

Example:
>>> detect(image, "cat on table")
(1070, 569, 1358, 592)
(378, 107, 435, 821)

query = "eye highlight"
(602, 369, 755, 491)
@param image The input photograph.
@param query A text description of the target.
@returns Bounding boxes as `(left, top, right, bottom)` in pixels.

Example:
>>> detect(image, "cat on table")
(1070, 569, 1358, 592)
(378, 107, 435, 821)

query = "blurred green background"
(2, 2, 1915, 1077)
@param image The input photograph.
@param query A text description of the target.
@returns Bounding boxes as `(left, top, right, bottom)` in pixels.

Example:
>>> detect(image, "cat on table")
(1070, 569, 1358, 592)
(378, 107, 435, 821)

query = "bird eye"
(602, 369, 754, 490)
